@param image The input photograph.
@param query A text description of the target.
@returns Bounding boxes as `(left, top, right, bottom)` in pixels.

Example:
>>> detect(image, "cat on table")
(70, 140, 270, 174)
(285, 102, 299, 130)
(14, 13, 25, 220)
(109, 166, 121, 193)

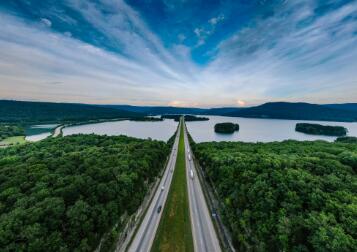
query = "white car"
(188, 154, 191, 161)
(161, 186, 164, 191)
(190, 169, 194, 179)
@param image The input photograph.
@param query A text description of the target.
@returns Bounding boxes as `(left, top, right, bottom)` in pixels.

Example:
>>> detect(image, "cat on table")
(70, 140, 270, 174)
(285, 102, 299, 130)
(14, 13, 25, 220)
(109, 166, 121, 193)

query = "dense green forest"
(193, 140, 357, 251)
(161, 115, 209, 121)
(0, 100, 142, 123)
(0, 135, 169, 251)
(0, 124, 25, 141)
(296, 123, 347, 136)
(214, 122, 239, 134)
(336, 136, 357, 143)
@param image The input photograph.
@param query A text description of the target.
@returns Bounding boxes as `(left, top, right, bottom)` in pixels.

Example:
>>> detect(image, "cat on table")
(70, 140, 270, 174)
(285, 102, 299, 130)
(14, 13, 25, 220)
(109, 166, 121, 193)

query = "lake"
(62, 120, 179, 141)
(25, 124, 58, 142)
(186, 116, 357, 143)
(28, 116, 357, 143)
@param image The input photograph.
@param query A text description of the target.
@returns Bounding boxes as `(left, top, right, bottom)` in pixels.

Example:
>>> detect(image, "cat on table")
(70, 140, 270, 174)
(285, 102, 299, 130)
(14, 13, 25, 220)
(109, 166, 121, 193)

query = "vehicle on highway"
(190, 169, 194, 179)
(157, 205, 162, 213)
(161, 186, 164, 191)
(188, 153, 191, 161)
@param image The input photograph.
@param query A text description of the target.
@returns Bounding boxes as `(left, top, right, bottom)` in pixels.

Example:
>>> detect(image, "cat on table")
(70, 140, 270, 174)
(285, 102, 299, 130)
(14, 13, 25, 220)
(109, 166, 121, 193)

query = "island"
(161, 115, 209, 122)
(295, 123, 347, 136)
(214, 122, 239, 134)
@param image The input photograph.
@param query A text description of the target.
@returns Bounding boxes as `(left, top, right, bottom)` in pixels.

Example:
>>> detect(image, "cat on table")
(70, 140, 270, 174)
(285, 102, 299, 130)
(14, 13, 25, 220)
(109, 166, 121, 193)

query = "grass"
(0, 136, 26, 146)
(151, 121, 194, 252)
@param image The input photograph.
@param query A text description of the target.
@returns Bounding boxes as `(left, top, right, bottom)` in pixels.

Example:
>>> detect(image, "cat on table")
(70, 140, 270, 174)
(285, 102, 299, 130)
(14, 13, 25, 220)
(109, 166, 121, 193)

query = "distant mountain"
(0, 100, 142, 123)
(105, 102, 357, 122)
(203, 107, 243, 115)
(101, 105, 207, 115)
(323, 103, 357, 112)
(225, 102, 357, 122)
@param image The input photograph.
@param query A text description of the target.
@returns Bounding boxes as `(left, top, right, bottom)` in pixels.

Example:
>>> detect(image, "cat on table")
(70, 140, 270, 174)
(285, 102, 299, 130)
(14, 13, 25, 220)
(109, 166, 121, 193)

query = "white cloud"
(40, 18, 52, 27)
(0, 1, 356, 107)
(209, 15, 224, 25)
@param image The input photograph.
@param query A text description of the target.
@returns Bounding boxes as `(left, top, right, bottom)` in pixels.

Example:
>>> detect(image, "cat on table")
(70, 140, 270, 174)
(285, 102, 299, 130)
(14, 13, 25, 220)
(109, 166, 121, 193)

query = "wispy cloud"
(0, 0, 356, 106)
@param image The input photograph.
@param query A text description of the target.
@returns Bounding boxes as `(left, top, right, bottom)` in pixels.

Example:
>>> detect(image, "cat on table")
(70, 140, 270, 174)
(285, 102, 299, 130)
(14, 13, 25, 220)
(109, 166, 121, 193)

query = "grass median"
(151, 120, 194, 252)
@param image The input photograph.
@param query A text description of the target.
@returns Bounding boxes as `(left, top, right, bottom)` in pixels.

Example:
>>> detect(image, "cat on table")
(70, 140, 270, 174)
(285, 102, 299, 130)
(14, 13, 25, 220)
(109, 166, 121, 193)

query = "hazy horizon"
(1, 0, 356, 107)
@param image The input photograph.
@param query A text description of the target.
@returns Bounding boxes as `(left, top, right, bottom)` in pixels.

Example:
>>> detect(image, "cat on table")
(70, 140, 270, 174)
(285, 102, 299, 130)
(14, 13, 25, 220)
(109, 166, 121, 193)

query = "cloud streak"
(0, 0, 356, 106)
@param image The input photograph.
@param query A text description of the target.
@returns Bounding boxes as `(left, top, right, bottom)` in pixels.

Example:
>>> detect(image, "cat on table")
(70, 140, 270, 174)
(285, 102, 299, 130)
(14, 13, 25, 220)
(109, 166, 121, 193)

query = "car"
(188, 154, 191, 161)
(190, 169, 194, 179)
(157, 205, 162, 213)
(161, 186, 164, 191)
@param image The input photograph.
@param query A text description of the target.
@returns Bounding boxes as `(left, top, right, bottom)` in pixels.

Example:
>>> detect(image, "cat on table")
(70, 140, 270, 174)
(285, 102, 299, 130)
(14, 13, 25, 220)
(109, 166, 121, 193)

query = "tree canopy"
(296, 123, 347, 136)
(214, 122, 239, 134)
(0, 134, 169, 251)
(0, 124, 25, 141)
(193, 140, 357, 251)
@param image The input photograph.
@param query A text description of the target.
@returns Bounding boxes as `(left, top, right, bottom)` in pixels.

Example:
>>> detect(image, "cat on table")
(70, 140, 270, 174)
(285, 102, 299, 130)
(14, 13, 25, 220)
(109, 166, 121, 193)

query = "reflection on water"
(26, 132, 52, 142)
(62, 120, 179, 141)
(185, 116, 357, 143)
(25, 124, 58, 142)
(28, 116, 357, 143)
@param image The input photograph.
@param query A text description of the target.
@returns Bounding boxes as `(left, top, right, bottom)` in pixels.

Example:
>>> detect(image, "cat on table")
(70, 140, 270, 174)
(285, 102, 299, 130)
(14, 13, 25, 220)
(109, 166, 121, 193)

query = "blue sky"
(0, 0, 356, 107)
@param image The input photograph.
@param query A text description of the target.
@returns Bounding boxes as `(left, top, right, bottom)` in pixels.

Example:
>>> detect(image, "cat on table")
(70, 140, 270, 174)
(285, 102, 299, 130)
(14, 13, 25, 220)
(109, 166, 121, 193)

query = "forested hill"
(0, 100, 142, 123)
(324, 103, 357, 112)
(102, 105, 207, 115)
(103, 102, 357, 122)
(225, 102, 357, 122)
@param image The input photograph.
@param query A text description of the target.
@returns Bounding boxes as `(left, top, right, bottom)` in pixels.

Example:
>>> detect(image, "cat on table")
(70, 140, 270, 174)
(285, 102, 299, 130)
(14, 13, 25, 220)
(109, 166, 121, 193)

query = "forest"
(192, 140, 357, 251)
(296, 123, 347, 136)
(0, 100, 142, 123)
(0, 124, 25, 141)
(0, 134, 170, 251)
(214, 122, 239, 134)
(336, 136, 357, 143)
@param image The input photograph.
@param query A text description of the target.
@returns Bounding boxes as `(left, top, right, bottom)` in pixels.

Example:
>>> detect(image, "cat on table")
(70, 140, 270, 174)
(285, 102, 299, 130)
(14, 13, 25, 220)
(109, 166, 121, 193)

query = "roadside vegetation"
(152, 122, 194, 252)
(295, 123, 347, 136)
(0, 134, 169, 251)
(193, 140, 357, 251)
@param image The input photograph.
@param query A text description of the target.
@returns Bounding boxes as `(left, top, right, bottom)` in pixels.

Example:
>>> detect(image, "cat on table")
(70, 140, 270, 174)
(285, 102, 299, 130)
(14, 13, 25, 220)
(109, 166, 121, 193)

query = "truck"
(190, 169, 194, 180)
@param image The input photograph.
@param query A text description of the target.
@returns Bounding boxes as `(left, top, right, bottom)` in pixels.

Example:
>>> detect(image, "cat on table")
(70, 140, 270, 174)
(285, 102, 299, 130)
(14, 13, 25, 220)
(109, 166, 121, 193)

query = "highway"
(183, 121, 222, 252)
(128, 120, 181, 252)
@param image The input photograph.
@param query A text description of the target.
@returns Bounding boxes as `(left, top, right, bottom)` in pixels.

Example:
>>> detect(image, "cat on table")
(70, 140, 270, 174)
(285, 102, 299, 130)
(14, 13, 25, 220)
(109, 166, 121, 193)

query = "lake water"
(25, 124, 58, 142)
(186, 116, 357, 143)
(28, 116, 357, 143)
(62, 120, 179, 141)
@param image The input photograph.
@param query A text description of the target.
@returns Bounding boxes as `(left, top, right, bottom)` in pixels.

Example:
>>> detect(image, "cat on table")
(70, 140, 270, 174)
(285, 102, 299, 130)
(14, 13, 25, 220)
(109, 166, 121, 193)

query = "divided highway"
(128, 120, 181, 252)
(183, 121, 222, 252)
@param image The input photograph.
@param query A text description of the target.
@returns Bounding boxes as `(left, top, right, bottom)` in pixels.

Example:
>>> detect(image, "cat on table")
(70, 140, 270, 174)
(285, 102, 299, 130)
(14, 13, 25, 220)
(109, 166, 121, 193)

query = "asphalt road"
(183, 122, 222, 252)
(128, 121, 181, 252)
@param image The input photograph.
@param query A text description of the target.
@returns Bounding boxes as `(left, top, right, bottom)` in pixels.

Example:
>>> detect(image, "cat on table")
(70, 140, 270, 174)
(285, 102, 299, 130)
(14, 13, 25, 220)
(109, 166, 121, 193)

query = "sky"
(0, 0, 356, 107)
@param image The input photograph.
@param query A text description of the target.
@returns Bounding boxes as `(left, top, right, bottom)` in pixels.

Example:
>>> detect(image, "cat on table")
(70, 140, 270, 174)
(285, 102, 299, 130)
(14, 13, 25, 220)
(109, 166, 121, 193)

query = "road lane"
(128, 121, 181, 252)
(184, 121, 222, 252)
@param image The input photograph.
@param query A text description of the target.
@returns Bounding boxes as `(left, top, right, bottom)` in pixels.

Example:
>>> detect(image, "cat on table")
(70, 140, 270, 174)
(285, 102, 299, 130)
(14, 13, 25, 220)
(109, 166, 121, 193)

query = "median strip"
(151, 119, 194, 252)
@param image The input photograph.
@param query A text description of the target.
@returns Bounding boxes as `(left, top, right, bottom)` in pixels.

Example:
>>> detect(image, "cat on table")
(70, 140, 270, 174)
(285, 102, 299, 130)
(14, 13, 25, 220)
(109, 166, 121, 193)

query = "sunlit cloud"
(0, 0, 356, 106)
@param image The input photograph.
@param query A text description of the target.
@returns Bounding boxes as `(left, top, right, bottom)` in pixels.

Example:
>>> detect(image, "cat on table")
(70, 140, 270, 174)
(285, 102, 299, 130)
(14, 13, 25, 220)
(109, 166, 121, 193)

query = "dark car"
(157, 205, 162, 213)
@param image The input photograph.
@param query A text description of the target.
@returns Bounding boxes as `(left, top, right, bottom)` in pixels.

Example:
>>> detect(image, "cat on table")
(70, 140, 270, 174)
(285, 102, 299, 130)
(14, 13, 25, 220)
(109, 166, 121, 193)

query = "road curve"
(128, 120, 181, 252)
(183, 121, 222, 252)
